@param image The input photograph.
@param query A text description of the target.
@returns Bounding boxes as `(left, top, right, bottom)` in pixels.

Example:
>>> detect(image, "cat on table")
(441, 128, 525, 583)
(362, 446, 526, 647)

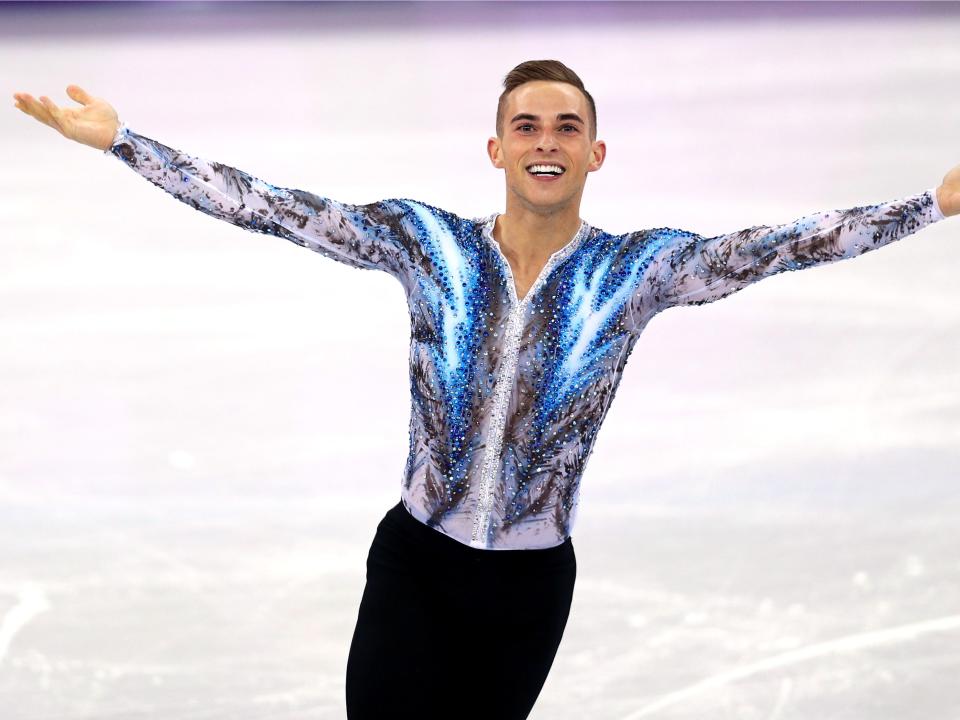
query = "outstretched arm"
(103, 121, 413, 281)
(12, 85, 414, 283)
(657, 187, 948, 309)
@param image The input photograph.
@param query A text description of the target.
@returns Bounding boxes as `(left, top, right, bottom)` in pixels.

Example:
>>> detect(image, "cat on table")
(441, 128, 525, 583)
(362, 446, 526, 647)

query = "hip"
(368, 499, 577, 590)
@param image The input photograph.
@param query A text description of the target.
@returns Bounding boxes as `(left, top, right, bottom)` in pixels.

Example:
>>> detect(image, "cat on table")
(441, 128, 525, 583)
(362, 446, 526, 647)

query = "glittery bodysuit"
(105, 122, 947, 550)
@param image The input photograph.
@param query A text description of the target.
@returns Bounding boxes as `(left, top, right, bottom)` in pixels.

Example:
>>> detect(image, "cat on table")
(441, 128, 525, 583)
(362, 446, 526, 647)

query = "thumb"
(66, 85, 93, 106)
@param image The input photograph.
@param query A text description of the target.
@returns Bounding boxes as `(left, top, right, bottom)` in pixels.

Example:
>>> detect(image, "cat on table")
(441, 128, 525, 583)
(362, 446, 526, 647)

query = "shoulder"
(623, 226, 700, 252)
(593, 225, 671, 251)
(390, 198, 491, 235)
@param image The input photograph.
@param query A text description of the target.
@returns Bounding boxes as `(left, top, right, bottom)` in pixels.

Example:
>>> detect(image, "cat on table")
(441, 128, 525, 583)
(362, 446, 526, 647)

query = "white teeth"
(527, 164, 564, 174)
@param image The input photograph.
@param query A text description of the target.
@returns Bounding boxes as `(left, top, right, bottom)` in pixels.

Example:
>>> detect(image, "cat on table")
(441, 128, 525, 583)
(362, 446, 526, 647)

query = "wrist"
(932, 185, 948, 220)
(102, 118, 127, 154)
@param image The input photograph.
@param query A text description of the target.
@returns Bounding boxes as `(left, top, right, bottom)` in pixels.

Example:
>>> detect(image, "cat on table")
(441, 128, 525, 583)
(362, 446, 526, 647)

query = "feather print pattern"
(106, 122, 946, 549)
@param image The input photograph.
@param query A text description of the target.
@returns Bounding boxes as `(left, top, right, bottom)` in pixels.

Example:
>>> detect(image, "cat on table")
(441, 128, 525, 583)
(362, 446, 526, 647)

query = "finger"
(14, 93, 54, 126)
(37, 96, 64, 130)
(13, 92, 37, 111)
(66, 85, 93, 106)
(39, 96, 63, 124)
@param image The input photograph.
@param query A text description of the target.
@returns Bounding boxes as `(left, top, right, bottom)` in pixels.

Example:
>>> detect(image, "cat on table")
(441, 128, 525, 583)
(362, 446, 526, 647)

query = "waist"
(379, 499, 575, 570)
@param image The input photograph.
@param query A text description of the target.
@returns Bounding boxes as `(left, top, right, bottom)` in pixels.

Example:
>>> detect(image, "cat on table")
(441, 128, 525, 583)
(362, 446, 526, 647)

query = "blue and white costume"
(105, 122, 947, 550)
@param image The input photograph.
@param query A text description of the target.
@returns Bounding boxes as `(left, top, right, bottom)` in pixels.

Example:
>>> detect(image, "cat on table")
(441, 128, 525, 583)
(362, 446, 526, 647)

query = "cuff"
(102, 119, 129, 155)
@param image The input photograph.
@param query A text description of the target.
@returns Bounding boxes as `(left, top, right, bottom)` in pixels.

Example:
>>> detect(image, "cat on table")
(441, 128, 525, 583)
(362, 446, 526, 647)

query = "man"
(13, 59, 956, 719)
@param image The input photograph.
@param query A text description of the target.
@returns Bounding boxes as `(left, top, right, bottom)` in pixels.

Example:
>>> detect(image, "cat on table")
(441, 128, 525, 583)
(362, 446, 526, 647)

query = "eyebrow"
(510, 112, 585, 125)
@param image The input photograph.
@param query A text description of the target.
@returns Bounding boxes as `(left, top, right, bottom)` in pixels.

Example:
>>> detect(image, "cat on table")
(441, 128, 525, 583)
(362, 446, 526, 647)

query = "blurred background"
(2, 1, 959, 718)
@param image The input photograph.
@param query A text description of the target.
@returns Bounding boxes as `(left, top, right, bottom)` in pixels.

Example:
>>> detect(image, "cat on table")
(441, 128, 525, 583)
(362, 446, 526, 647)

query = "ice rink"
(2, 2, 959, 718)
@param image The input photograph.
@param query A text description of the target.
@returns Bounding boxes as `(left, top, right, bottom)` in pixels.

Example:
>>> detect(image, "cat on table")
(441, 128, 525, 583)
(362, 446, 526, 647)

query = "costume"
(105, 122, 946, 551)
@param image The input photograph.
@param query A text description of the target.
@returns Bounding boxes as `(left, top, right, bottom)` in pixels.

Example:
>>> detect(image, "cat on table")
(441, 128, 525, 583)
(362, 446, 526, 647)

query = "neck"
(493, 203, 583, 268)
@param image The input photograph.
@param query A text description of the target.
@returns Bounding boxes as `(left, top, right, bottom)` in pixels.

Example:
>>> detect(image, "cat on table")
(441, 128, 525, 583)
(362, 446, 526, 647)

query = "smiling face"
(488, 80, 606, 216)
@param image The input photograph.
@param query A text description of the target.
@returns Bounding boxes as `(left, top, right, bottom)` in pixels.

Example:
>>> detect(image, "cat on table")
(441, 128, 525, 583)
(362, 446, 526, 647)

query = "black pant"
(346, 499, 577, 720)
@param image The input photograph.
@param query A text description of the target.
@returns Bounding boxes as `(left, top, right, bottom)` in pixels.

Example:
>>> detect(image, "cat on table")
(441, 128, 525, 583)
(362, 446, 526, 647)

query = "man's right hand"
(13, 85, 120, 152)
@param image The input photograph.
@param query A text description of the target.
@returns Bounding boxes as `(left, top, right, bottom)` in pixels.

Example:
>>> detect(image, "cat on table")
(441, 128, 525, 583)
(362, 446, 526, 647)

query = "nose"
(535, 130, 560, 152)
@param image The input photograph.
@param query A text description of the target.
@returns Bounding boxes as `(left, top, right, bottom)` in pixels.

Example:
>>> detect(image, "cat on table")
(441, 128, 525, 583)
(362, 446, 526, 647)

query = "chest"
(496, 245, 558, 302)
(488, 221, 567, 303)
(507, 262, 547, 303)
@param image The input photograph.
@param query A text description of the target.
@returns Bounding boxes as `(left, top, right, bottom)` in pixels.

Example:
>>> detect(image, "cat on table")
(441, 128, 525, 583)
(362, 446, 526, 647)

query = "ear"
(588, 139, 607, 172)
(487, 136, 503, 168)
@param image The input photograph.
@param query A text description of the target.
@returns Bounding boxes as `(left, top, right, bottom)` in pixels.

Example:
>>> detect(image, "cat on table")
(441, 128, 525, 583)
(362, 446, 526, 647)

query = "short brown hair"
(496, 59, 597, 142)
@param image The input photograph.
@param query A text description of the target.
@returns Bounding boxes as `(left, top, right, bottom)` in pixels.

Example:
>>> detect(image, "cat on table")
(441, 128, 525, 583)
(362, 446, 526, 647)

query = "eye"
(517, 123, 579, 133)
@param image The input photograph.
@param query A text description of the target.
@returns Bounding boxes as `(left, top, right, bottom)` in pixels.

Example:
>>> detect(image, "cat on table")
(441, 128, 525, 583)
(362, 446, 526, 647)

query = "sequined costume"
(105, 122, 947, 550)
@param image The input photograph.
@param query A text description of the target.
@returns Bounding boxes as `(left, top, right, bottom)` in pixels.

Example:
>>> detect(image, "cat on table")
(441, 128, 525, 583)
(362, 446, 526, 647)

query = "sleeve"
(655, 188, 947, 309)
(103, 120, 414, 284)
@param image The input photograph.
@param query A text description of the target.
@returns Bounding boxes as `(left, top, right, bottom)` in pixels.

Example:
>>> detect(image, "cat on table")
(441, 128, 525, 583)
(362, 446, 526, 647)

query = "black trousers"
(346, 500, 577, 720)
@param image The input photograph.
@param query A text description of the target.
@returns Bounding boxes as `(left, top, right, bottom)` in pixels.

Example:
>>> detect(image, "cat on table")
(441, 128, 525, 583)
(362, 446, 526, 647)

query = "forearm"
(104, 121, 287, 224)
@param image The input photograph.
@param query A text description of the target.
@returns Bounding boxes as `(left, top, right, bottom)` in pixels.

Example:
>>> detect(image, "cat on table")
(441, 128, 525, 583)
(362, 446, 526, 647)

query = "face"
(488, 81, 606, 215)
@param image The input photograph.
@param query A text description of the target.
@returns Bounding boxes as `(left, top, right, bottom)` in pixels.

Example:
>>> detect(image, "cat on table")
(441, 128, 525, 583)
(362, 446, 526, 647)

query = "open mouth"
(526, 163, 566, 180)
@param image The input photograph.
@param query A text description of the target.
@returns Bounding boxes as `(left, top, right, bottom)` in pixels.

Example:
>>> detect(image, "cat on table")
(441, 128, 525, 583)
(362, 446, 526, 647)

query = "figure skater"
(13, 59, 955, 720)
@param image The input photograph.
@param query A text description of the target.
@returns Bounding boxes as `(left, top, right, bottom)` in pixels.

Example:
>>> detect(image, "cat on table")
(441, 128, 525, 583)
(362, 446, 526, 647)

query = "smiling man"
(487, 76, 605, 302)
(13, 59, 957, 720)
